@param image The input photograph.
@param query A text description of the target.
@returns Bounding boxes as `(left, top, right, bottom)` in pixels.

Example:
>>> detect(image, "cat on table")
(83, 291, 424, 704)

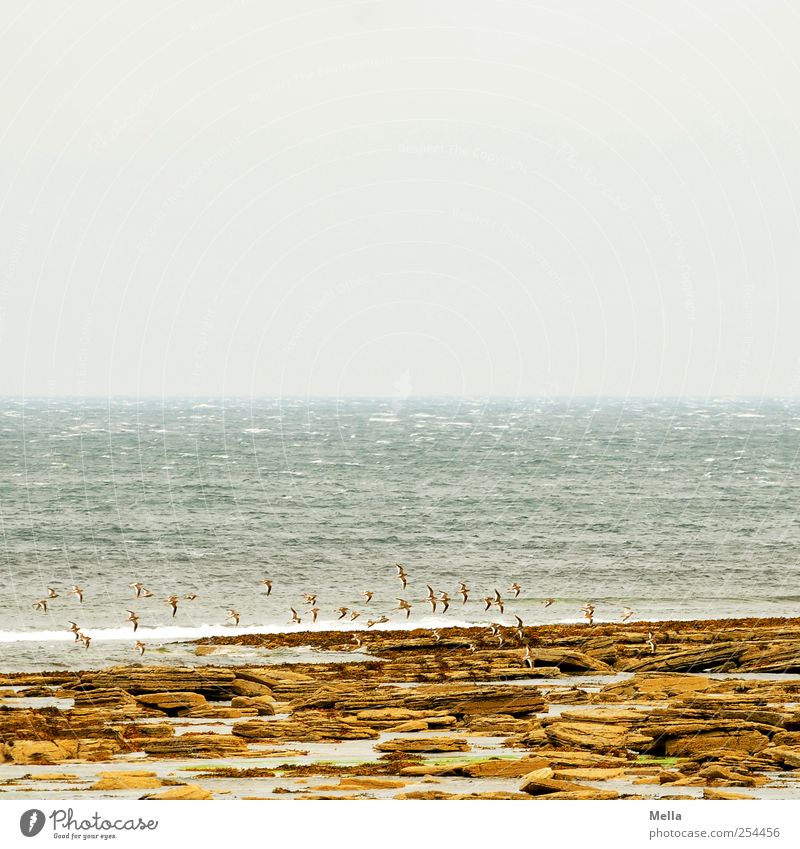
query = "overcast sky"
(1, 1, 799, 398)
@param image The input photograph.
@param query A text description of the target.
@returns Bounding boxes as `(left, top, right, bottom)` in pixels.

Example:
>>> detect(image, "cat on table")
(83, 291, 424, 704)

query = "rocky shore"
(2, 617, 800, 800)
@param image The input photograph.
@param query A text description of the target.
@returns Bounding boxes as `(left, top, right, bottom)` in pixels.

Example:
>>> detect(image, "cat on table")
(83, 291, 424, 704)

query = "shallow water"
(3, 397, 800, 670)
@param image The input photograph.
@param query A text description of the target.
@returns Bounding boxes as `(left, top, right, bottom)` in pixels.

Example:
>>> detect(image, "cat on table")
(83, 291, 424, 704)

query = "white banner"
(1, 800, 798, 849)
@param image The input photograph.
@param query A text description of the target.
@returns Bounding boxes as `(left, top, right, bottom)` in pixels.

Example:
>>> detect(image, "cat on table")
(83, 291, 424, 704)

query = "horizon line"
(0, 394, 796, 402)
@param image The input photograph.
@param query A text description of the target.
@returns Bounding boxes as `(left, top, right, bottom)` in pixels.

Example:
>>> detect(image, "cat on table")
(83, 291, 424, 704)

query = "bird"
(425, 586, 437, 613)
(509, 582, 522, 598)
(337, 607, 349, 620)
(432, 629, 441, 642)
(126, 610, 139, 632)
(304, 593, 317, 606)
(227, 609, 240, 626)
(349, 610, 360, 621)
(261, 579, 273, 595)
(290, 608, 302, 624)
(488, 623, 501, 637)
(483, 596, 494, 611)
(140, 587, 153, 598)
(362, 590, 374, 604)
(543, 598, 555, 608)
(68, 622, 81, 641)
(581, 603, 595, 626)
(497, 634, 505, 647)
(47, 587, 59, 599)
(458, 582, 469, 604)
(522, 645, 534, 669)
(350, 635, 362, 650)
(467, 643, 477, 653)
(397, 599, 412, 619)
(33, 599, 48, 613)
(514, 615, 525, 641)
(395, 563, 408, 590)
(68, 585, 84, 603)
(183, 594, 198, 601)
(646, 632, 657, 654)
(439, 591, 450, 613)
(367, 615, 389, 628)
(621, 606, 633, 623)
(78, 632, 91, 649)
(135, 641, 146, 656)
(494, 589, 505, 614)
(166, 595, 178, 617)
(311, 607, 320, 623)
(128, 582, 144, 599)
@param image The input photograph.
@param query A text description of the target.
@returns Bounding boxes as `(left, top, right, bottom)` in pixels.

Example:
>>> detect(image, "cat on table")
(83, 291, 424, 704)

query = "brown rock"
(230, 696, 276, 715)
(135, 692, 208, 713)
(144, 784, 213, 800)
(229, 679, 273, 698)
(141, 734, 249, 759)
(91, 771, 163, 791)
(703, 788, 755, 800)
(553, 767, 625, 780)
(375, 736, 470, 753)
(664, 730, 769, 758)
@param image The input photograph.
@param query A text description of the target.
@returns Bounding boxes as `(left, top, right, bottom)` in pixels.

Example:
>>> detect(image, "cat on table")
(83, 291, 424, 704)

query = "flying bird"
(135, 641, 146, 656)
(129, 582, 144, 599)
(509, 583, 522, 598)
(397, 599, 412, 619)
(337, 607, 349, 620)
(126, 610, 139, 632)
(166, 595, 179, 617)
(458, 582, 469, 604)
(395, 563, 408, 590)
(621, 606, 633, 623)
(261, 580, 273, 595)
(227, 609, 240, 626)
(290, 607, 302, 624)
(311, 607, 320, 623)
(494, 589, 505, 614)
(47, 587, 59, 599)
(68, 585, 84, 603)
(439, 591, 450, 613)
(362, 590, 374, 604)
(32, 599, 48, 613)
(646, 632, 657, 654)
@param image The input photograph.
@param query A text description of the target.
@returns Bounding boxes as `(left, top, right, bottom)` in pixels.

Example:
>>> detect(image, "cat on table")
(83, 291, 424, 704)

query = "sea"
(1, 396, 798, 671)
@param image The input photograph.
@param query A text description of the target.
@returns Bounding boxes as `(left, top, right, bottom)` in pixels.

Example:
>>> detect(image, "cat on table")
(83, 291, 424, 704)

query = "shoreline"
(2, 616, 800, 800)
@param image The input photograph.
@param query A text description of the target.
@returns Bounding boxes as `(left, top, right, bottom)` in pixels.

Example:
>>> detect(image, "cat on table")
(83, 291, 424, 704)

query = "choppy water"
(1, 397, 799, 671)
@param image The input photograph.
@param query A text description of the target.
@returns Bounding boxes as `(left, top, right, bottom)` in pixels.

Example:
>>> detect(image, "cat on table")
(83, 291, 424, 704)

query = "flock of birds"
(30, 563, 658, 662)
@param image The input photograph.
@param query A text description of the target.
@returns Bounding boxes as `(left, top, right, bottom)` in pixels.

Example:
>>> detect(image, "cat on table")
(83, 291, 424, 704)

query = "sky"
(1, 0, 799, 399)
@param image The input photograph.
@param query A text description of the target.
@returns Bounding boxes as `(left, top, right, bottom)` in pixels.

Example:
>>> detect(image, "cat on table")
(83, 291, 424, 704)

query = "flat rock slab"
(376, 736, 471, 753)
(136, 692, 207, 712)
(141, 733, 249, 758)
(233, 715, 379, 742)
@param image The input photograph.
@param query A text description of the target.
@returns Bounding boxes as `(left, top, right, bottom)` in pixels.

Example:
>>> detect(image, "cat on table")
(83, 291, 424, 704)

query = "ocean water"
(1, 397, 799, 671)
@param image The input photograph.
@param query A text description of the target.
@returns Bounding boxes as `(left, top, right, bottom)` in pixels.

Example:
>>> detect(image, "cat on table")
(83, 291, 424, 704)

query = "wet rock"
(229, 678, 274, 698)
(520, 774, 589, 795)
(5, 740, 78, 765)
(233, 714, 379, 742)
(376, 736, 471, 753)
(230, 696, 276, 715)
(543, 720, 653, 752)
(141, 733, 249, 759)
(79, 667, 235, 699)
(135, 692, 208, 714)
(703, 788, 755, 800)
(144, 784, 213, 800)
(623, 643, 743, 674)
(553, 767, 625, 781)
(91, 771, 163, 791)
(664, 730, 770, 758)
